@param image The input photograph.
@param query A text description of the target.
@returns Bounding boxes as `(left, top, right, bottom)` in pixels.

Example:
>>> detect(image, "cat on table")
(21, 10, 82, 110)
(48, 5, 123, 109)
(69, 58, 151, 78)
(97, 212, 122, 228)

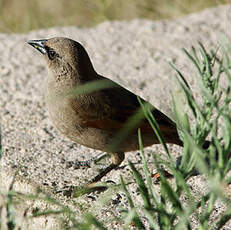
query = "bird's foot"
(63, 153, 109, 169)
(59, 181, 111, 198)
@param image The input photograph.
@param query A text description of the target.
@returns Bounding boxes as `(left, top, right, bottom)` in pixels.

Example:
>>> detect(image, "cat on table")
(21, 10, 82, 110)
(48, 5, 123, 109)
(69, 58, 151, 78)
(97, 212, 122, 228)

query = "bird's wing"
(69, 79, 177, 135)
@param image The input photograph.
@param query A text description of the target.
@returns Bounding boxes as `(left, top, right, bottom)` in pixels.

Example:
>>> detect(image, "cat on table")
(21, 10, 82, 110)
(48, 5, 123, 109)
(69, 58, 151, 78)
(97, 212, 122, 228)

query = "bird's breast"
(44, 94, 112, 150)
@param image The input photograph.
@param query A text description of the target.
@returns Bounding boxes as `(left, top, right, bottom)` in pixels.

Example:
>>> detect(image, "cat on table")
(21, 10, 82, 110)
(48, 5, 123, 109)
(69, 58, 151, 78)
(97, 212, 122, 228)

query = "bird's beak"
(27, 39, 48, 55)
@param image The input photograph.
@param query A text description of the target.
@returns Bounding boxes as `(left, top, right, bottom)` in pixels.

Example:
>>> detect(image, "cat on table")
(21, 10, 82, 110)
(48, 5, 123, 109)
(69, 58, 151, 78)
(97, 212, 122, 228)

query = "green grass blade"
(128, 161, 152, 210)
(120, 176, 146, 229)
(138, 129, 160, 205)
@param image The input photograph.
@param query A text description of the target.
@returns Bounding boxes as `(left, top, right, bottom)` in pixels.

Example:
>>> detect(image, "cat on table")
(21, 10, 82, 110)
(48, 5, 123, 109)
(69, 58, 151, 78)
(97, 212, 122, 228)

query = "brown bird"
(27, 37, 183, 185)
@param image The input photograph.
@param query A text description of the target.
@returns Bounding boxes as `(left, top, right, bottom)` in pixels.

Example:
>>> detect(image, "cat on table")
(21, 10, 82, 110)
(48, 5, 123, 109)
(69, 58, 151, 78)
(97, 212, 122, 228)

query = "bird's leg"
(87, 152, 125, 186)
(65, 152, 109, 169)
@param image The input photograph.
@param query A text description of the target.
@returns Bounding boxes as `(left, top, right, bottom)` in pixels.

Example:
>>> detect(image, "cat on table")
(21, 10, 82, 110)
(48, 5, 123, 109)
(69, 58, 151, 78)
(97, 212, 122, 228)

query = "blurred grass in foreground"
(1, 41, 231, 229)
(0, 0, 230, 33)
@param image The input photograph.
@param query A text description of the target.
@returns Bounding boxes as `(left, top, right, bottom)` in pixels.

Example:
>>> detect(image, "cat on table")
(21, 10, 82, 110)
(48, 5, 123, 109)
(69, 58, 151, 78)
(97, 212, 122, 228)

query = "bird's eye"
(48, 49, 57, 60)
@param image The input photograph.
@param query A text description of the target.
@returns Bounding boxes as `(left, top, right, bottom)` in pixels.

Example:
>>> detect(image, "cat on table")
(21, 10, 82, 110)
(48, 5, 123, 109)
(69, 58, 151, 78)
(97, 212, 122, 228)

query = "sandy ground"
(1, 4, 231, 229)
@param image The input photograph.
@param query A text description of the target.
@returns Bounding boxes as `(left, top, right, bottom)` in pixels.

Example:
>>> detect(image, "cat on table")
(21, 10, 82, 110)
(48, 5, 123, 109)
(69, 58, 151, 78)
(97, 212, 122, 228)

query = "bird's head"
(27, 37, 97, 85)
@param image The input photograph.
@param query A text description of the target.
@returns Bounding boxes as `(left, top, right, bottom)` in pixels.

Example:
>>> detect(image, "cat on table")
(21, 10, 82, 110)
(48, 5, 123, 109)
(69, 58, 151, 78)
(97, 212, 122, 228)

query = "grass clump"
(119, 42, 231, 229)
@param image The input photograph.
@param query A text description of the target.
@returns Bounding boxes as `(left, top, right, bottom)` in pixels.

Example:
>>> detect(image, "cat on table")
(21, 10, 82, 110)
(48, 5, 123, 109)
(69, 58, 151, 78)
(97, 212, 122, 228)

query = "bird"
(27, 37, 184, 185)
